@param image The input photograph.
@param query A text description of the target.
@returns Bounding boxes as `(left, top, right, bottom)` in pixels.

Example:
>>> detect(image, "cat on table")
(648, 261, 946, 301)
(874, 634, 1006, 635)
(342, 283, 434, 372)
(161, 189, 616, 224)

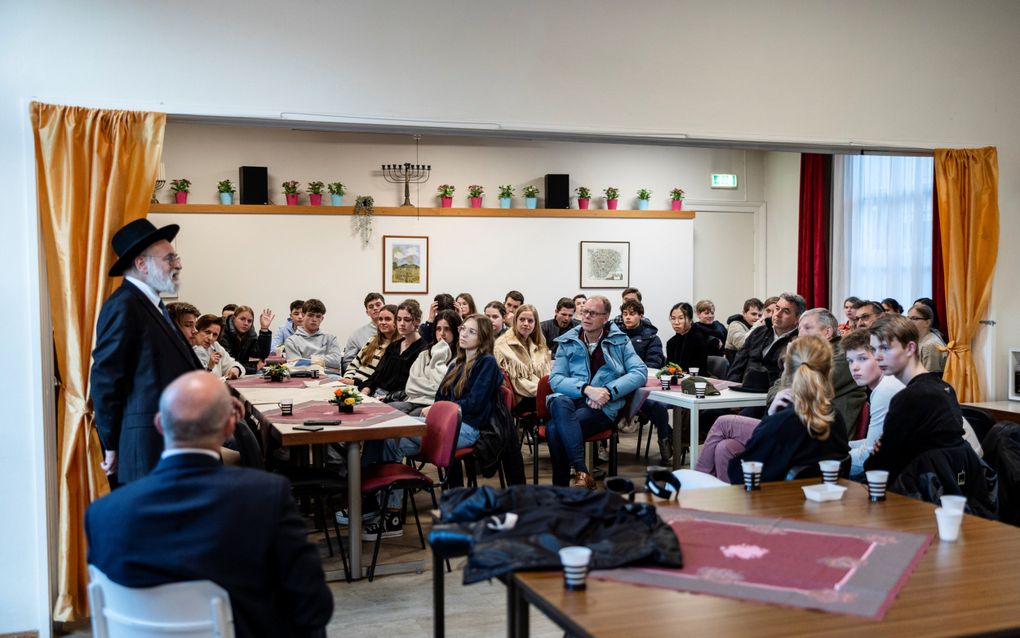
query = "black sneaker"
(335, 508, 380, 526)
(658, 437, 674, 466)
(361, 511, 403, 541)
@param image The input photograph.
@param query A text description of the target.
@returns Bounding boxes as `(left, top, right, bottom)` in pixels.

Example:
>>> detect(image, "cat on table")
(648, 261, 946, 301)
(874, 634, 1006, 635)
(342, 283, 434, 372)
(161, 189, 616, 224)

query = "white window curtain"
(830, 154, 934, 318)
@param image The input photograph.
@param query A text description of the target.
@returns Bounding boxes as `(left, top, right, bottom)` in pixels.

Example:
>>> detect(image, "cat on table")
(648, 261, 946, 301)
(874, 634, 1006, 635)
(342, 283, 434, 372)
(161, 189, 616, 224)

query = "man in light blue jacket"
(548, 295, 647, 488)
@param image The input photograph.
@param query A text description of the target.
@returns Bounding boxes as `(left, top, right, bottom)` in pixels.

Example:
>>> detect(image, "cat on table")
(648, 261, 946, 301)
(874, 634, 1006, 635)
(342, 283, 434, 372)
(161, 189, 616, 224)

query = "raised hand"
(259, 308, 275, 331)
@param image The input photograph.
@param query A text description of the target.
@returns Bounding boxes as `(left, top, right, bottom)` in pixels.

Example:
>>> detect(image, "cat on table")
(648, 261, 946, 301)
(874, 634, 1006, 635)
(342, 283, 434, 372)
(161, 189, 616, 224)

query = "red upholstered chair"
(361, 401, 461, 581)
(854, 402, 870, 441)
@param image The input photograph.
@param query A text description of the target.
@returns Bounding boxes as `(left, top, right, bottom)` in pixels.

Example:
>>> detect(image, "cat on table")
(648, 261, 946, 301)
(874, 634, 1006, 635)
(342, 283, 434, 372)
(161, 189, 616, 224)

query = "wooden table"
(231, 379, 425, 580)
(508, 480, 1020, 637)
(646, 387, 768, 469)
(963, 400, 1020, 424)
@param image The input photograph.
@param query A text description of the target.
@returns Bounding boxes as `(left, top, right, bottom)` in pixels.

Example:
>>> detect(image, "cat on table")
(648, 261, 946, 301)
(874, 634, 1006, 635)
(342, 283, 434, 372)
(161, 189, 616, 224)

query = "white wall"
(763, 152, 801, 296)
(4, 1, 1020, 633)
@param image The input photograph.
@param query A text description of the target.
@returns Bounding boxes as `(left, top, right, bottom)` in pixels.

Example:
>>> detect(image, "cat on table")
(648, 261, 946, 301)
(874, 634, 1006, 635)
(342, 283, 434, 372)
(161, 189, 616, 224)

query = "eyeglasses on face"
(580, 310, 607, 318)
(147, 252, 181, 265)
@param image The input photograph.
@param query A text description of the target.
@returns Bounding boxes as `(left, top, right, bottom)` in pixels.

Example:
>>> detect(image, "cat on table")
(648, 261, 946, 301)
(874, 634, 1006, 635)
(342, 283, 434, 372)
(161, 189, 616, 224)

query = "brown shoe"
(573, 471, 596, 490)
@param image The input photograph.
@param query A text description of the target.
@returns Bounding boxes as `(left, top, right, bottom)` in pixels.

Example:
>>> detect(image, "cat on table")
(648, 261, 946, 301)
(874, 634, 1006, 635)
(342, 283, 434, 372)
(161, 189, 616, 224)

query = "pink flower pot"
(441, 196, 453, 208)
(578, 198, 590, 210)
(470, 197, 482, 208)
(607, 198, 619, 210)
(309, 193, 322, 206)
(285, 193, 299, 206)
(671, 200, 683, 211)
(174, 191, 188, 204)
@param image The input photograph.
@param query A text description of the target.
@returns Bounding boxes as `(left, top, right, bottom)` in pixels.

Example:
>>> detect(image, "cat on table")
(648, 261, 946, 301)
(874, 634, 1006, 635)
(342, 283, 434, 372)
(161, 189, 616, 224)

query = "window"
(830, 154, 934, 314)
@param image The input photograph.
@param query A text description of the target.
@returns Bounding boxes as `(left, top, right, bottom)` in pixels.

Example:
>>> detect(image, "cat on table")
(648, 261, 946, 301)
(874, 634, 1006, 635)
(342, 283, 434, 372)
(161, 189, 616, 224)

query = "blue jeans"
(546, 395, 613, 486)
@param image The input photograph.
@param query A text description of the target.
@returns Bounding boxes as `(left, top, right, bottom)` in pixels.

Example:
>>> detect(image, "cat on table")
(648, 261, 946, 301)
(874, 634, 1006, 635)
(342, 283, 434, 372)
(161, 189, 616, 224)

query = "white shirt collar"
(124, 275, 161, 308)
(161, 447, 222, 461)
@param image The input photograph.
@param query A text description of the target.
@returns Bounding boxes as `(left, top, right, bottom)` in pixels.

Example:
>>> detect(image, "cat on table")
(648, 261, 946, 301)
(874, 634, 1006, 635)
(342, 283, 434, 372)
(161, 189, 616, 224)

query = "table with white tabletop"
(230, 378, 425, 580)
(647, 387, 768, 469)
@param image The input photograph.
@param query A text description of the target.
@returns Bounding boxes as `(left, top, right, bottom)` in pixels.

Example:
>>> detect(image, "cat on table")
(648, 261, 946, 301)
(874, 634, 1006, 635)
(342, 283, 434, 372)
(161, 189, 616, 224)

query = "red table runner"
(258, 401, 400, 428)
(591, 507, 930, 619)
(230, 375, 326, 389)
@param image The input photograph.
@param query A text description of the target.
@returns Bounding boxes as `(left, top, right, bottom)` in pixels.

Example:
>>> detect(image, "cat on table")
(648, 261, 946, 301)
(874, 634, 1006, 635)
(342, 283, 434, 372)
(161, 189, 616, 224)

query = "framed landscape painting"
(579, 241, 630, 288)
(382, 235, 429, 294)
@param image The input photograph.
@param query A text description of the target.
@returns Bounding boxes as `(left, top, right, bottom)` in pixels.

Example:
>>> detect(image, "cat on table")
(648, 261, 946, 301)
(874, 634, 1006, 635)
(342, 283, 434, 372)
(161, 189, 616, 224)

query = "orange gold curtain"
(934, 147, 999, 403)
(32, 102, 166, 621)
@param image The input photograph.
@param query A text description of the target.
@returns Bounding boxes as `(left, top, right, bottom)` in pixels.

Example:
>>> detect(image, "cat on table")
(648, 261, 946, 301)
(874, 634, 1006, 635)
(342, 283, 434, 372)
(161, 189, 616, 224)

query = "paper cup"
(819, 460, 841, 484)
(694, 381, 707, 399)
(935, 507, 963, 542)
(688, 367, 700, 376)
(558, 546, 592, 591)
(741, 461, 763, 491)
(940, 495, 967, 514)
(659, 376, 671, 391)
(865, 470, 889, 502)
(279, 399, 293, 416)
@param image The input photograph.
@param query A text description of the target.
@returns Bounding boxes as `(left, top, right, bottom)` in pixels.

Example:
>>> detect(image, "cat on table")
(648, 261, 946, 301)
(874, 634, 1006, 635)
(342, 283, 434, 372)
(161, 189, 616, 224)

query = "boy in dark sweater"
(863, 314, 965, 482)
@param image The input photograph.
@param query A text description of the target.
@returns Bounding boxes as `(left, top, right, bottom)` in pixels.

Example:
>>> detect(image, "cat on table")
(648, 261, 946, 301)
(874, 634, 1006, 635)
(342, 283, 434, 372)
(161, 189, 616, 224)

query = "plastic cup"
(694, 381, 707, 399)
(741, 461, 763, 491)
(935, 507, 963, 541)
(558, 546, 592, 591)
(688, 367, 700, 377)
(279, 399, 293, 416)
(819, 460, 841, 484)
(865, 470, 889, 502)
(940, 495, 967, 514)
(660, 376, 671, 391)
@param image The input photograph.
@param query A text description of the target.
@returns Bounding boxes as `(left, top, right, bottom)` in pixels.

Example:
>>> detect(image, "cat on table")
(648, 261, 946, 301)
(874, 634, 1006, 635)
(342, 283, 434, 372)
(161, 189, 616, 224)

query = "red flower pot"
(285, 193, 299, 206)
(441, 196, 453, 208)
(671, 200, 683, 211)
(578, 198, 590, 210)
(174, 191, 188, 204)
(309, 193, 323, 206)
(607, 198, 619, 210)
(470, 197, 482, 208)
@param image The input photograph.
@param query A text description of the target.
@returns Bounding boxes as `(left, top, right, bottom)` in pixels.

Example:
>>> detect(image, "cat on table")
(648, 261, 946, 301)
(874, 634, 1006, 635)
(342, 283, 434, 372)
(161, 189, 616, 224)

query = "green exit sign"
(711, 174, 738, 189)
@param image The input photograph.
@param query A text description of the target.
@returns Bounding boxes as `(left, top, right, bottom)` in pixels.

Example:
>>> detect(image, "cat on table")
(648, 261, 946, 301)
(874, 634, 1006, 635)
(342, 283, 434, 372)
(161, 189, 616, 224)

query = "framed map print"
(579, 241, 630, 288)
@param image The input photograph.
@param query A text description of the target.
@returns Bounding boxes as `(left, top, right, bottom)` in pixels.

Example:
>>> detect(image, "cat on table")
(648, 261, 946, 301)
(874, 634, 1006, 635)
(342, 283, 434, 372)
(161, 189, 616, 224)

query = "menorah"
(382, 162, 431, 207)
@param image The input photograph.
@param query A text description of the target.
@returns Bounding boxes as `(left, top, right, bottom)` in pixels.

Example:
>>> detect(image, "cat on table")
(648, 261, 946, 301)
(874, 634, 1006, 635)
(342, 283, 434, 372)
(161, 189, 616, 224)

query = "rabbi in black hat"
(90, 218, 201, 484)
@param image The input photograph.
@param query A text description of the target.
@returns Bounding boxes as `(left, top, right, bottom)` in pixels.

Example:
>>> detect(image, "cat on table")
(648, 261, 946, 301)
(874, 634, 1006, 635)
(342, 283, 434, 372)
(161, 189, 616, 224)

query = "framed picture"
(382, 235, 429, 294)
(579, 241, 630, 288)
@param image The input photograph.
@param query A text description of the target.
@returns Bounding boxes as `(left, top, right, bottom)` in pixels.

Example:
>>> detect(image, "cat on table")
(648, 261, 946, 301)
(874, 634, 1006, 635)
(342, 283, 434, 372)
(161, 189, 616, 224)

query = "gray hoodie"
(284, 327, 343, 372)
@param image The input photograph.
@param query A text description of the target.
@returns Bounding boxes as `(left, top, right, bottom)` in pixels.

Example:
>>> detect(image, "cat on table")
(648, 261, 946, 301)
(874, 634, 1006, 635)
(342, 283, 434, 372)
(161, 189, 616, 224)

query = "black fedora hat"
(731, 364, 772, 393)
(108, 218, 179, 277)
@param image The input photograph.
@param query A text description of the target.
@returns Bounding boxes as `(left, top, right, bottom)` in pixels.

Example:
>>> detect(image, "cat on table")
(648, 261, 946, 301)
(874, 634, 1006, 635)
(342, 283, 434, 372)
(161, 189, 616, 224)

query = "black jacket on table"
(621, 321, 665, 369)
(219, 314, 272, 375)
(864, 372, 966, 482)
(726, 407, 849, 484)
(726, 318, 798, 386)
(86, 454, 333, 638)
(362, 336, 428, 395)
(665, 329, 710, 373)
(89, 281, 201, 483)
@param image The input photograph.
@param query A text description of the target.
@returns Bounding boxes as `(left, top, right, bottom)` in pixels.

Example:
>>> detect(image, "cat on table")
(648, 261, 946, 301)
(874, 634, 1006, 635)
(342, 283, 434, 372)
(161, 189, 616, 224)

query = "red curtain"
(797, 154, 832, 309)
(931, 169, 948, 338)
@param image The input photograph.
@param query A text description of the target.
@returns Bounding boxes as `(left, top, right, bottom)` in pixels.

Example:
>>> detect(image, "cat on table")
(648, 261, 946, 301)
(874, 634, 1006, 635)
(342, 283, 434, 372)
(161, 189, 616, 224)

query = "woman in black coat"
(665, 302, 710, 373)
(219, 305, 272, 375)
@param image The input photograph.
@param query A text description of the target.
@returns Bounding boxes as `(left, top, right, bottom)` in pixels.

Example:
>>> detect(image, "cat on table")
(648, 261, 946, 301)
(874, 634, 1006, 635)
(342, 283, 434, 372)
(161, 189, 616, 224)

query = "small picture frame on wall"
(579, 241, 630, 288)
(382, 235, 429, 294)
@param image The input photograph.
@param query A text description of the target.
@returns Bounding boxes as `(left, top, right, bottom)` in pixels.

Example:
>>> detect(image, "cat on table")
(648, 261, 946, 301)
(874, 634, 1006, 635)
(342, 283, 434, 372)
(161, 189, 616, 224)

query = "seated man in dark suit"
(86, 371, 333, 638)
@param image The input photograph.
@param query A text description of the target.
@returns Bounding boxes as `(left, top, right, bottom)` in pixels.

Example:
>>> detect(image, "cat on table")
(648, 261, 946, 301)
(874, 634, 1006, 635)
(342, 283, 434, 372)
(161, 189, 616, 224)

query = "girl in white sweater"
(389, 310, 460, 416)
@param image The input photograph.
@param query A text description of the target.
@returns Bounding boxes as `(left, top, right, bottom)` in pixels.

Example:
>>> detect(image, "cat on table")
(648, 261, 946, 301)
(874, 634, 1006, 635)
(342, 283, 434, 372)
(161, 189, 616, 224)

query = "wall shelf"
(148, 203, 695, 220)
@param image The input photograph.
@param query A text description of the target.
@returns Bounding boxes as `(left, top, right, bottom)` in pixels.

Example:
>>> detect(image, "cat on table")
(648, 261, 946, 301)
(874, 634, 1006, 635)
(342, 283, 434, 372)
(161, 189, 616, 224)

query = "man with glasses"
(91, 219, 202, 484)
(548, 296, 647, 489)
(853, 300, 885, 329)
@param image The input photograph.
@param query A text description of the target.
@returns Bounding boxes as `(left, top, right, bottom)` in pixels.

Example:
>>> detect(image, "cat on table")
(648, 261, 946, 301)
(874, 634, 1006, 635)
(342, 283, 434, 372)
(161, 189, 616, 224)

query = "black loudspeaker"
(239, 166, 268, 204)
(545, 174, 569, 209)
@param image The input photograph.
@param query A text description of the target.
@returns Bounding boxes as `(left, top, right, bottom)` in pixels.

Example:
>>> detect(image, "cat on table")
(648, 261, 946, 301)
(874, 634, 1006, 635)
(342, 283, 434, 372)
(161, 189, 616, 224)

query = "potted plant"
(670, 187, 685, 211)
(637, 188, 652, 210)
(576, 186, 592, 210)
(498, 184, 514, 208)
(522, 185, 539, 209)
(328, 182, 346, 206)
(282, 180, 301, 206)
(307, 181, 325, 206)
(656, 362, 683, 383)
(216, 179, 235, 205)
(468, 184, 484, 208)
(603, 186, 620, 210)
(353, 195, 374, 247)
(170, 178, 191, 204)
(264, 363, 290, 383)
(437, 184, 455, 208)
(330, 386, 364, 413)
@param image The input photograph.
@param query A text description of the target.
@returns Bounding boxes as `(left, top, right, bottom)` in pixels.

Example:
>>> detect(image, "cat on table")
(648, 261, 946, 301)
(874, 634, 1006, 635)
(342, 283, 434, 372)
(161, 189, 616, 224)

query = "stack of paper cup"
(689, 367, 700, 377)
(819, 460, 841, 484)
(279, 399, 294, 416)
(659, 376, 671, 391)
(741, 461, 763, 491)
(865, 470, 889, 502)
(559, 546, 593, 591)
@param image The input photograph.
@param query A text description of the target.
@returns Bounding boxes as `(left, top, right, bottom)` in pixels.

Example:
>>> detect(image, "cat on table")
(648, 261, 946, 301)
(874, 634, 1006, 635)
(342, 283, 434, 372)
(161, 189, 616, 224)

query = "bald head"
(156, 371, 235, 449)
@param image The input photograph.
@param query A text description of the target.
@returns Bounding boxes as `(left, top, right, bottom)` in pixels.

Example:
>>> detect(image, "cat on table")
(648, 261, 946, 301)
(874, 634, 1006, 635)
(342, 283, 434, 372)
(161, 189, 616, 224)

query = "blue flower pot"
(330, 194, 343, 206)
(525, 197, 537, 209)
(638, 200, 650, 210)
(219, 192, 232, 205)
(500, 197, 512, 208)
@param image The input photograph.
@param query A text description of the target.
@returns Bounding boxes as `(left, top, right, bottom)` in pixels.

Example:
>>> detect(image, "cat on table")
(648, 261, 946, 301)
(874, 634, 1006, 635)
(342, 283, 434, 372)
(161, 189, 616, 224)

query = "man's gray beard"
(145, 257, 179, 294)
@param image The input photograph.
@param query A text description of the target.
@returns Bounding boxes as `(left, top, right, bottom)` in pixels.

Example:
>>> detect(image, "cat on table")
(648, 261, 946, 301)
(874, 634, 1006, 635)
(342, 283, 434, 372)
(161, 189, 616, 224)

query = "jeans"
(694, 414, 761, 481)
(641, 399, 671, 440)
(546, 395, 613, 486)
